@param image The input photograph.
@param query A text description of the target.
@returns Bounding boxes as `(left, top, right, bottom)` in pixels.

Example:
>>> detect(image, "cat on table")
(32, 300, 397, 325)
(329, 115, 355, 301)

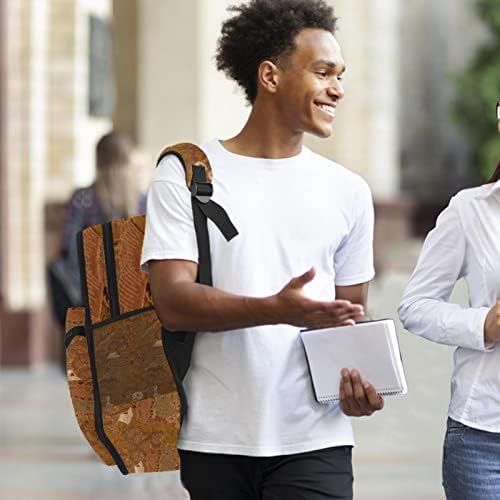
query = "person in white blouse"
(398, 104, 500, 500)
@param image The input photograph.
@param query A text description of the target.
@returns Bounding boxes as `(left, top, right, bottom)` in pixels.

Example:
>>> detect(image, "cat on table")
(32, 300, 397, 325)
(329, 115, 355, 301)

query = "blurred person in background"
(398, 102, 500, 500)
(48, 131, 146, 355)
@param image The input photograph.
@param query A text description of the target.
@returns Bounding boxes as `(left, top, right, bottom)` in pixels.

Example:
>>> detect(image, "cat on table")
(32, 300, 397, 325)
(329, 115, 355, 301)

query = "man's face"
(275, 29, 346, 138)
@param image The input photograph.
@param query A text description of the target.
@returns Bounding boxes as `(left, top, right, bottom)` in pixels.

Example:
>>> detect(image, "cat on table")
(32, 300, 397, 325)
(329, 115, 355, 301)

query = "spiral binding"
(318, 388, 403, 402)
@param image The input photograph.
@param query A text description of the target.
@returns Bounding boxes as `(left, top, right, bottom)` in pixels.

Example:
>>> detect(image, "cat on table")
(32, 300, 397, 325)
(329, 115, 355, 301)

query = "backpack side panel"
(111, 216, 153, 314)
(79, 227, 130, 473)
(91, 308, 181, 472)
(65, 306, 115, 466)
(81, 225, 111, 323)
(66, 305, 85, 331)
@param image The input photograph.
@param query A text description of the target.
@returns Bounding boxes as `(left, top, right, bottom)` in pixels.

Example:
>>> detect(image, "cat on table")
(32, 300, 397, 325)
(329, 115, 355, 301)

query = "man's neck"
(221, 100, 304, 159)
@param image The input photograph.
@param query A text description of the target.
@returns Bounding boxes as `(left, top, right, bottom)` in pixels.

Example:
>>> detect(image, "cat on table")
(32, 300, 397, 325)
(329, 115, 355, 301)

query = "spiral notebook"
(301, 319, 407, 403)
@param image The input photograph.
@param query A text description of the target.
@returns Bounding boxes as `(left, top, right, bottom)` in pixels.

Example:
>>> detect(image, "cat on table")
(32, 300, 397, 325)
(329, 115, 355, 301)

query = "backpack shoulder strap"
(157, 143, 212, 188)
(155, 143, 238, 255)
(156, 142, 237, 420)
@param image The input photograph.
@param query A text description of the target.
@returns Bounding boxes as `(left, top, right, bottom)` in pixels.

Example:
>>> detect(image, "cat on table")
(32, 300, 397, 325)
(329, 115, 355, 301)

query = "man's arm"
(149, 260, 365, 332)
(336, 281, 385, 417)
(335, 282, 369, 312)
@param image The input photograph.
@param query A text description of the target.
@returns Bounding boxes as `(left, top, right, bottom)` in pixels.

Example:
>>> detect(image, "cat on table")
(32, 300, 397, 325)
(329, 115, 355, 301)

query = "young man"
(141, 1, 383, 498)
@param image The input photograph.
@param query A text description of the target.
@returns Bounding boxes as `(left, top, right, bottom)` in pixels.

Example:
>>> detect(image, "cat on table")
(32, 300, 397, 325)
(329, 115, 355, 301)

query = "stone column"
(1, 0, 48, 365)
(0, 0, 8, 364)
(365, 0, 401, 201)
(112, 0, 139, 143)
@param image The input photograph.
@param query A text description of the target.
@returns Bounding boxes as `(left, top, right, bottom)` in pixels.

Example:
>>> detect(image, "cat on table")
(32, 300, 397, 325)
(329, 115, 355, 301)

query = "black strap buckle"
(190, 181, 213, 203)
(191, 163, 213, 203)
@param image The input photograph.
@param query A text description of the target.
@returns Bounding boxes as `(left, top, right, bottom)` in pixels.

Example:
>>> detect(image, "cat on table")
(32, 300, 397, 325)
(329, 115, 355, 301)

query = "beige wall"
(196, 0, 249, 143)
(136, 0, 249, 157)
(306, 0, 401, 200)
(137, 0, 200, 154)
(46, 0, 77, 201)
(5, 0, 47, 310)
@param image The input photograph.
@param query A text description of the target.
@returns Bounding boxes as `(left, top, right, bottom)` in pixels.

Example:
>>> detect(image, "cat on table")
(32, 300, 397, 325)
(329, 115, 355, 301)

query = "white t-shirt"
(141, 139, 375, 456)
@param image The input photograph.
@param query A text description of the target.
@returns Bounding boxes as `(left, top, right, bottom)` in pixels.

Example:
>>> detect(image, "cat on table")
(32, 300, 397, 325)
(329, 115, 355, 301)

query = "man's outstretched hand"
(268, 267, 365, 329)
(339, 369, 384, 417)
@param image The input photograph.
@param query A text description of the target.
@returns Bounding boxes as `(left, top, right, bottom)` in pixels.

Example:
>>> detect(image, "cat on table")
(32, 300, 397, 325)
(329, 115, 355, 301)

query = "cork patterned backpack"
(64, 143, 238, 474)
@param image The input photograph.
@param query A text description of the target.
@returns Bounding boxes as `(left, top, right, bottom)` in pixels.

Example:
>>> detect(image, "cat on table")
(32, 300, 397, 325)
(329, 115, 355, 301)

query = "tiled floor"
(0, 366, 188, 500)
(1, 242, 460, 499)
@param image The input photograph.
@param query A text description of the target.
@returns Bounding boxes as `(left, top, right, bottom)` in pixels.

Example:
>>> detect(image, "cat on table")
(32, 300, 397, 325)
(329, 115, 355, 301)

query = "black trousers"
(179, 446, 353, 500)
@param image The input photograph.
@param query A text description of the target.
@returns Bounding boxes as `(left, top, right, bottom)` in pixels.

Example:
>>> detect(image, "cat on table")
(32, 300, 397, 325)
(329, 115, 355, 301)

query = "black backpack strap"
(157, 144, 238, 284)
(189, 164, 238, 285)
(191, 164, 238, 240)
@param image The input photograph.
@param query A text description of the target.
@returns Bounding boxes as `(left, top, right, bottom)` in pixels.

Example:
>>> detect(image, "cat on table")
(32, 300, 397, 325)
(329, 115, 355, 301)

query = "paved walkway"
(1, 240, 463, 499)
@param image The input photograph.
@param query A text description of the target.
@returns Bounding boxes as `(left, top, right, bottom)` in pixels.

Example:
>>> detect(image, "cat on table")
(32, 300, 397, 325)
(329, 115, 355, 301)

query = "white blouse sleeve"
(398, 199, 491, 352)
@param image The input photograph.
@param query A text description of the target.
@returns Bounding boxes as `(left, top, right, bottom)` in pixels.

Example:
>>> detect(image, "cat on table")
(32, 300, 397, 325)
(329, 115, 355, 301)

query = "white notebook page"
(301, 320, 407, 402)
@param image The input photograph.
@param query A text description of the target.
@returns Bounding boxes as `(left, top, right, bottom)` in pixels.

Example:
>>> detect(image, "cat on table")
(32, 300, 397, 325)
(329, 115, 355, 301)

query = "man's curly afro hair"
(216, 0, 338, 104)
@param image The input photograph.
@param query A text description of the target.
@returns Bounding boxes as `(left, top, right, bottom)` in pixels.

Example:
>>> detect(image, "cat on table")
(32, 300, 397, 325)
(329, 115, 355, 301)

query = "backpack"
(64, 143, 238, 475)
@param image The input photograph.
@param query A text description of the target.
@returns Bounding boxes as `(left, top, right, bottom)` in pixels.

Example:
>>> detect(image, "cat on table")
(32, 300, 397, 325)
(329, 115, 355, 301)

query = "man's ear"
(257, 60, 280, 95)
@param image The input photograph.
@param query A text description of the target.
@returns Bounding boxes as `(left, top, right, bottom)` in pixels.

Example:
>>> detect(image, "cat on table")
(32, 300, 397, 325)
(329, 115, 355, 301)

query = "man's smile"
(314, 101, 336, 118)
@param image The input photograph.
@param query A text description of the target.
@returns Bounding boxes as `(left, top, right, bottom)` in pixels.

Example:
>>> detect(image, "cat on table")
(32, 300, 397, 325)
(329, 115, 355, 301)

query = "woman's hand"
(484, 301, 500, 344)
